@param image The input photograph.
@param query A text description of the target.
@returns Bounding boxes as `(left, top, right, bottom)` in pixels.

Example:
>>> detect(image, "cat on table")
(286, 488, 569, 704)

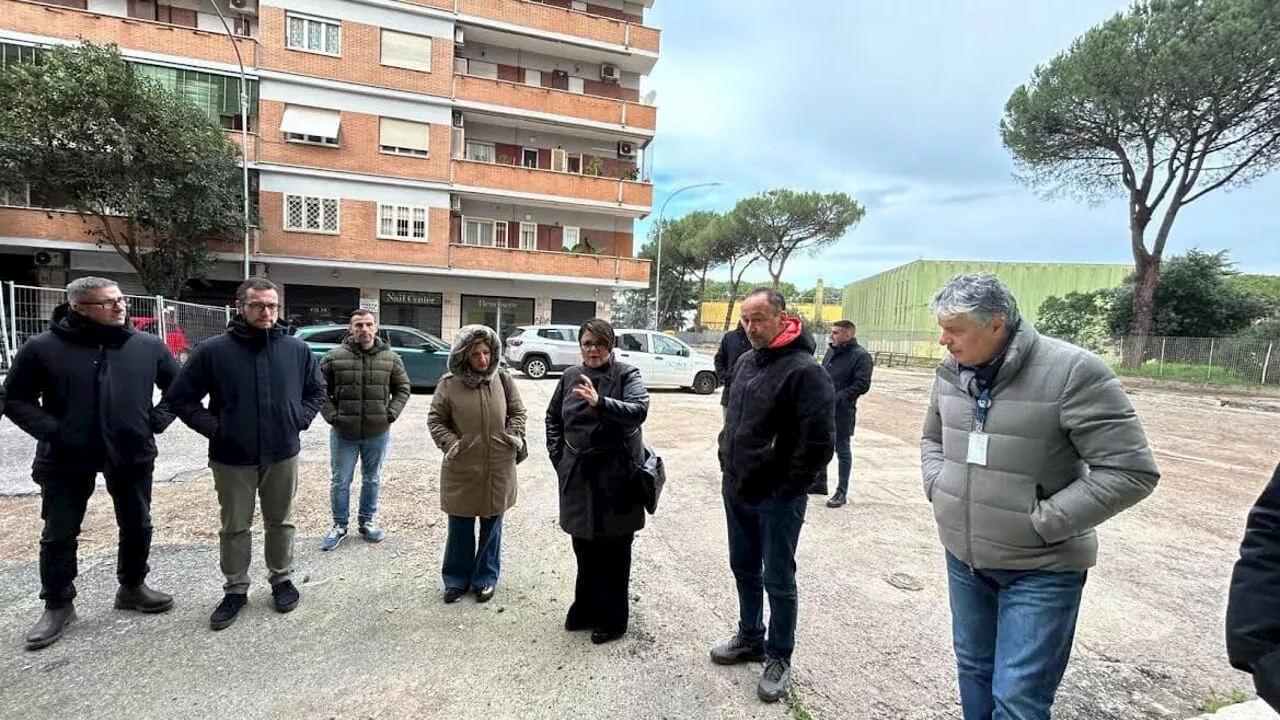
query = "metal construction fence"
(0, 282, 231, 372)
(676, 327, 1278, 387)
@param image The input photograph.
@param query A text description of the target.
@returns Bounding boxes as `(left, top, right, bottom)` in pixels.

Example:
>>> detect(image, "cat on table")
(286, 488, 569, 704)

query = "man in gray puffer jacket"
(921, 273, 1159, 720)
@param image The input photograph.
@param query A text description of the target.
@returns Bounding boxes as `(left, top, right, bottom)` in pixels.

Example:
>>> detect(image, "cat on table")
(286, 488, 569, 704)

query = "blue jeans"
(723, 485, 808, 660)
(329, 429, 390, 527)
(442, 514, 503, 590)
(946, 551, 1088, 720)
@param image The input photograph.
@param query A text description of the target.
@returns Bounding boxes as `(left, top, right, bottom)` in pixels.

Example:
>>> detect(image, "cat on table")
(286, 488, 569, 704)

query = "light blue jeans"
(329, 429, 390, 527)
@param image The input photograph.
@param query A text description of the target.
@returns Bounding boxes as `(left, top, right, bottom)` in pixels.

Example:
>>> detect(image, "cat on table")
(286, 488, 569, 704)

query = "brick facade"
(455, 75, 654, 131)
(453, 160, 652, 207)
(453, 0, 659, 54)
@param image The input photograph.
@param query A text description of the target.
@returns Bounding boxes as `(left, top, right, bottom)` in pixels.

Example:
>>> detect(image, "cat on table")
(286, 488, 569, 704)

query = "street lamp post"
(206, 1, 252, 280)
(652, 181, 721, 331)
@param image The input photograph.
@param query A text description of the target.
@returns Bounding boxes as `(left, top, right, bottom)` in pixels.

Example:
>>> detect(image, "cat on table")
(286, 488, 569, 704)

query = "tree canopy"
(731, 189, 865, 290)
(1000, 0, 1280, 363)
(0, 41, 247, 297)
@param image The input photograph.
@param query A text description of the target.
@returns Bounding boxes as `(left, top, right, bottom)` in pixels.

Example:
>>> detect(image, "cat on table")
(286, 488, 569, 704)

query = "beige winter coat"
(428, 325, 527, 518)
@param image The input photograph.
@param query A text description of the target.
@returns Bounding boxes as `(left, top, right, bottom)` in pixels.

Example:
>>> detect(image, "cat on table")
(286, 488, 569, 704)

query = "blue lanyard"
(974, 388, 992, 431)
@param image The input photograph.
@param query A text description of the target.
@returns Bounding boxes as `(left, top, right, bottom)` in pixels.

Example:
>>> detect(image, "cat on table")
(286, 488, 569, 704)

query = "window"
(463, 218, 505, 247)
(550, 148, 567, 172)
(538, 328, 571, 341)
(378, 118, 430, 157)
(157, 5, 197, 27)
(380, 30, 432, 72)
(567, 76, 585, 94)
(377, 204, 428, 241)
(619, 333, 649, 353)
(133, 64, 260, 132)
(567, 153, 582, 174)
(524, 69, 542, 86)
(519, 222, 537, 250)
(280, 105, 341, 146)
(44, 0, 86, 8)
(385, 329, 426, 349)
(521, 148, 539, 168)
(286, 13, 341, 56)
(127, 1, 155, 19)
(563, 226, 580, 250)
(304, 328, 347, 344)
(0, 43, 40, 70)
(465, 141, 495, 163)
(0, 185, 31, 207)
(284, 194, 340, 233)
(652, 334, 686, 357)
(467, 60, 498, 79)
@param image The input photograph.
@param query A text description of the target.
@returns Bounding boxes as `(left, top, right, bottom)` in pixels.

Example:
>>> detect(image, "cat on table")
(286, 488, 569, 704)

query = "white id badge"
(966, 432, 989, 466)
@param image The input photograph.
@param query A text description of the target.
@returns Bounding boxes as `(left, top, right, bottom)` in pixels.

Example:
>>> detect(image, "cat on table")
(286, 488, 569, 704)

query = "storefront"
(380, 289, 444, 338)
(283, 284, 360, 328)
(460, 294, 534, 342)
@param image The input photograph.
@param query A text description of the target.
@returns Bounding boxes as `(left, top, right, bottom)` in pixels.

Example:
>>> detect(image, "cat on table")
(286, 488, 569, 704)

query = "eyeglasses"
(244, 302, 280, 312)
(580, 342, 610, 351)
(77, 298, 128, 309)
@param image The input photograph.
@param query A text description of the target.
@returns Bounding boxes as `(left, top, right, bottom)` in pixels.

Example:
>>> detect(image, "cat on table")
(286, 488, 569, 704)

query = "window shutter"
(379, 118, 430, 152)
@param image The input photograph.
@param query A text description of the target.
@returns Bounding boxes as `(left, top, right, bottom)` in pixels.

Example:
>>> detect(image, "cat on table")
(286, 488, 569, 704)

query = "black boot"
(114, 583, 175, 613)
(826, 492, 847, 508)
(25, 605, 76, 651)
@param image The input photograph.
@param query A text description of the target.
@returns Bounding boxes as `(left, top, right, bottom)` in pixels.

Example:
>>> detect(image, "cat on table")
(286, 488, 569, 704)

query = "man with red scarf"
(710, 288, 835, 703)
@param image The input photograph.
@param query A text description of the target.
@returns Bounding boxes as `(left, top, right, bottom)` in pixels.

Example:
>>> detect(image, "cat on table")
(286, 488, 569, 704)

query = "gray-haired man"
(920, 272, 1159, 719)
(3, 277, 181, 650)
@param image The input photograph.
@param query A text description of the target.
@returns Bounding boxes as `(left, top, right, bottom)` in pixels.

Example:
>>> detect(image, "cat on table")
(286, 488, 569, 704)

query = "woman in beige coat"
(428, 324, 527, 604)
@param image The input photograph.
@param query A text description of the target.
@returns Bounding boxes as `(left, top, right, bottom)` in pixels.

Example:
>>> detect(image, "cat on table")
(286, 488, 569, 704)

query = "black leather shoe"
(114, 583, 175, 613)
(210, 593, 247, 631)
(475, 586, 495, 603)
(443, 587, 467, 604)
(591, 629, 625, 645)
(826, 492, 847, 508)
(271, 581, 300, 613)
(25, 605, 75, 651)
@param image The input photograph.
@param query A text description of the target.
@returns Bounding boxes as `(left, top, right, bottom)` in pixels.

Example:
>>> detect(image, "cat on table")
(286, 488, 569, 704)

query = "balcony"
(455, 0, 660, 55)
(455, 74, 655, 131)
(453, 159, 652, 210)
(447, 243, 649, 284)
(2, 0, 257, 67)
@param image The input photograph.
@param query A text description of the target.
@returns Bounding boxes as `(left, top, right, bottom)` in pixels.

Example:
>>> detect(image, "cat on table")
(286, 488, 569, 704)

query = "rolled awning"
(280, 105, 341, 139)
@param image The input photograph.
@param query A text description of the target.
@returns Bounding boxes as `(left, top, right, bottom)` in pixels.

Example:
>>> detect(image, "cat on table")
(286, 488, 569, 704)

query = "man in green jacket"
(921, 273, 1159, 720)
(319, 310, 411, 550)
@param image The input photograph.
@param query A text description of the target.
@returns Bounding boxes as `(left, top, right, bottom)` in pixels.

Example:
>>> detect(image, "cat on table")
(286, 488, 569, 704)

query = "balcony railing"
(3, 0, 257, 67)
(455, 0, 660, 54)
(447, 243, 649, 283)
(453, 159, 652, 208)
(455, 74, 656, 131)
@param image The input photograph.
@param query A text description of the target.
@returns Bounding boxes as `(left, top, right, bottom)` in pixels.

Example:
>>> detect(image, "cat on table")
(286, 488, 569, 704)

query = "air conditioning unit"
(450, 195, 462, 212)
(228, 0, 258, 13)
(454, 27, 465, 44)
(552, 69, 568, 80)
(600, 64, 621, 82)
(33, 250, 65, 267)
(617, 141, 636, 158)
(452, 111, 465, 128)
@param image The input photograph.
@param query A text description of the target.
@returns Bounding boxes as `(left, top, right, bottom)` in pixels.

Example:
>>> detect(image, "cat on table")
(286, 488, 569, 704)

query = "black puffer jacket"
(714, 326, 752, 407)
(1227, 462, 1280, 711)
(719, 319, 835, 502)
(166, 315, 327, 466)
(546, 360, 648, 538)
(320, 335, 411, 440)
(2, 304, 179, 470)
(822, 338, 874, 426)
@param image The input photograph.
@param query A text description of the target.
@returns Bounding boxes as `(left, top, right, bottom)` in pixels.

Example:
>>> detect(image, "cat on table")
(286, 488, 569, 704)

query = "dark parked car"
(293, 324, 450, 390)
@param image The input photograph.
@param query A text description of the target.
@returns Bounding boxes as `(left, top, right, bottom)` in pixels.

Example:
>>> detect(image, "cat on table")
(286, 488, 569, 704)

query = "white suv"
(505, 325, 582, 379)
(613, 329, 720, 395)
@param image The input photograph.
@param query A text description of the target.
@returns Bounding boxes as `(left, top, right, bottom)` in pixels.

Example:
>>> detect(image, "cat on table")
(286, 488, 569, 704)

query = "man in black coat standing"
(817, 320, 873, 508)
(711, 288, 835, 703)
(3, 277, 181, 650)
(714, 320, 752, 417)
(1227, 462, 1280, 712)
(166, 277, 327, 631)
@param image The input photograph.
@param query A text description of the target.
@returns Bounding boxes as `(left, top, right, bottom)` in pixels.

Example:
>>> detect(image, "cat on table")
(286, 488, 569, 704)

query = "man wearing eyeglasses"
(166, 276, 327, 630)
(3, 277, 182, 650)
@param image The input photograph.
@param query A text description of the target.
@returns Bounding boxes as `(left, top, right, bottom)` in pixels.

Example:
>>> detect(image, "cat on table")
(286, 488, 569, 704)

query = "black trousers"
(568, 533, 634, 634)
(34, 462, 155, 608)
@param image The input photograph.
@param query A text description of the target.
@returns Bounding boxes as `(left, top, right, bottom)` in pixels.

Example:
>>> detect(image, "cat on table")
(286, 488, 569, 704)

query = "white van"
(613, 329, 719, 395)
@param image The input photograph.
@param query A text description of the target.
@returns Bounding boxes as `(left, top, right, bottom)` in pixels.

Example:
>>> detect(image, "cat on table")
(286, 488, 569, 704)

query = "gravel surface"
(0, 369, 1277, 719)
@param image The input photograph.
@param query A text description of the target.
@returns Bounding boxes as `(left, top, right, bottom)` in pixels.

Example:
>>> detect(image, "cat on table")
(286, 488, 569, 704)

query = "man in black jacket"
(713, 320, 752, 416)
(3, 277, 180, 650)
(817, 320, 873, 508)
(711, 288, 835, 704)
(166, 277, 326, 630)
(1227, 462, 1280, 712)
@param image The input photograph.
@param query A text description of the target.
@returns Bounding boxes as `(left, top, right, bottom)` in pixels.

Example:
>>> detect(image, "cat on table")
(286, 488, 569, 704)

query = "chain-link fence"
(2, 282, 231, 368)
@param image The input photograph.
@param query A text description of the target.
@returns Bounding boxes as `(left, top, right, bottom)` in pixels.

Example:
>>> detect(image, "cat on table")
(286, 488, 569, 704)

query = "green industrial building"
(841, 260, 1132, 357)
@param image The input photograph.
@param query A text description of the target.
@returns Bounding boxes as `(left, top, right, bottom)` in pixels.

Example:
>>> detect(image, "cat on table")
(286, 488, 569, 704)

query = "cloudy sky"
(635, 0, 1280, 288)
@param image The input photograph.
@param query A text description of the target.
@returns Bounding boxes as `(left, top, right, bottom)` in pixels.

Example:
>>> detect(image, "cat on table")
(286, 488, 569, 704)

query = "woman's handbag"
(634, 444, 666, 514)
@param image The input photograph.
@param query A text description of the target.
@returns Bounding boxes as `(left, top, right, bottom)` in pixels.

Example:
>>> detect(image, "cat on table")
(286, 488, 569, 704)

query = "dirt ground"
(0, 368, 1277, 719)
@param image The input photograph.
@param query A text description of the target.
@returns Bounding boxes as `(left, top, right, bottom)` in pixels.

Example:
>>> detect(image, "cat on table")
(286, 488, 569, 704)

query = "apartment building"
(0, 0, 658, 340)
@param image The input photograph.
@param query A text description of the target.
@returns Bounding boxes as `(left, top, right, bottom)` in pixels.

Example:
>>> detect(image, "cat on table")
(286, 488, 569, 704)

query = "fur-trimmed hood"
(448, 324, 502, 387)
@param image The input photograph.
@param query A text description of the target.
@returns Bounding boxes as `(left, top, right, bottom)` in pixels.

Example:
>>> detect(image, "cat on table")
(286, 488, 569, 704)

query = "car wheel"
(523, 356, 550, 379)
(177, 349, 191, 365)
(692, 371, 717, 395)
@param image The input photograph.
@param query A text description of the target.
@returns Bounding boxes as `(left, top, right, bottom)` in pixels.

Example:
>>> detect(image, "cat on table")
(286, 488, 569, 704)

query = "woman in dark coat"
(546, 318, 649, 645)
(1227, 461, 1280, 711)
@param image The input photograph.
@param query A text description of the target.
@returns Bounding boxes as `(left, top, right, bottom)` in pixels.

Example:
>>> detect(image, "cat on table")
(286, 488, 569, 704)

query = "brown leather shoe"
(25, 605, 76, 651)
(114, 583, 175, 614)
